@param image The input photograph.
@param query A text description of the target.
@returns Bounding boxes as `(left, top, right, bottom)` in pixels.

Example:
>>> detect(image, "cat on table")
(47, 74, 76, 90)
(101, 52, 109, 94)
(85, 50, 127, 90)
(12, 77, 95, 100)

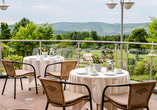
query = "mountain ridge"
(9, 22, 150, 36)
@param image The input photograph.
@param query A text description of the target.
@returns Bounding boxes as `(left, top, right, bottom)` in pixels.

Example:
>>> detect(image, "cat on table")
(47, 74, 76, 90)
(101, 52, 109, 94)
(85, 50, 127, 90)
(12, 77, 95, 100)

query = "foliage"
(90, 30, 98, 41)
(126, 28, 148, 49)
(3, 55, 24, 69)
(0, 22, 11, 40)
(8, 21, 38, 56)
(133, 75, 150, 82)
(80, 37, 96, 49)
(145, 61, 156, 76)
(12, 17, 30, 37)
(134, 61, 147, 75)
(128, 58, 136, 65)
(146, 16, 157, 49)
(8, 22, 54, 57)
(1, 43, 10, 59)
(91, 55, 103, 64)
(36, 22, 54, 45)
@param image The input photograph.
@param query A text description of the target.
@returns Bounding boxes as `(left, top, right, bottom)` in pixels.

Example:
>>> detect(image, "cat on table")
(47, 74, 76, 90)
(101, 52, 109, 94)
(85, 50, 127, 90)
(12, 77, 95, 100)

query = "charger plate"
(104, 71, 117, 76)
(76, 71, 88, 75)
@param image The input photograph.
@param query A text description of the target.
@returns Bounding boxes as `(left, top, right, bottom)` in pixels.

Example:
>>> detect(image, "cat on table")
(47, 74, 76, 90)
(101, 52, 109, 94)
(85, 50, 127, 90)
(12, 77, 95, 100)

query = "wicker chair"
(101, 81, 156, 110)
(1, 60, 38, 99)
(39, 77, 92, 110)
(44, 60, 77, 90)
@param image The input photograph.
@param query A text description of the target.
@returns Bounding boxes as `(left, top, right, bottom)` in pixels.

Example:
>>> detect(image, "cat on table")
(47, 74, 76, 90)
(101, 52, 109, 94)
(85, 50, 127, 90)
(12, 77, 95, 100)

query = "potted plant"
(41, 48, 48, 58)
(91, 55, 103, 72)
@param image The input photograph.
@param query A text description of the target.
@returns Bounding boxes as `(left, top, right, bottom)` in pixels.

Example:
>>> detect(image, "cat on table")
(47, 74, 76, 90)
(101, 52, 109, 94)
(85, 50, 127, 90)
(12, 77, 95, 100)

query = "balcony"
(0, 40, 157, 110)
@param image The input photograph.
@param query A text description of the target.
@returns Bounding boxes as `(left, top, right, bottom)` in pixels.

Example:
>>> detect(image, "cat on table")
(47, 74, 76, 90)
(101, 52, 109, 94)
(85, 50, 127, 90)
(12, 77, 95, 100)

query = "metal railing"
(0, 40, 157, 75)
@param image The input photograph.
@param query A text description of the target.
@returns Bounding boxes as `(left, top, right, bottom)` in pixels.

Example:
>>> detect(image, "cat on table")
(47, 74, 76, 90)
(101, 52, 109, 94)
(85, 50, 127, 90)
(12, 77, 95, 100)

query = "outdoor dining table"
(68, 67, 130, 110)
(23, 55, 64, 83)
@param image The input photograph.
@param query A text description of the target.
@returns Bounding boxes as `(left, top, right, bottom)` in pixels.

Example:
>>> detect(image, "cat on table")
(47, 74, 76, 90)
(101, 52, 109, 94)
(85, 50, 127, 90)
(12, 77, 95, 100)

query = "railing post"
(76, 42, 81, 68)
(115, 43, 117, 67)
(0, 42, 2, 75)
(126, 44, 129, 71)
(40, 41, 41, 55)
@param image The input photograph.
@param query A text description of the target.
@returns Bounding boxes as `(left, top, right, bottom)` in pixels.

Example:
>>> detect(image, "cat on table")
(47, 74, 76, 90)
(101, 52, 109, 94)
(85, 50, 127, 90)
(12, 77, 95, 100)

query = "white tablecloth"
(69, 67, 130, 110)
(23, 56, 64, 83)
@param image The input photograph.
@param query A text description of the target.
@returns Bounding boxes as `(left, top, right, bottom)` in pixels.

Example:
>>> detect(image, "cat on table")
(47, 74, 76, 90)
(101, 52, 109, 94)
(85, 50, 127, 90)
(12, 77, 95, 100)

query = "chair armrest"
(101, 83, 131, 105)
(12, 61, 37, 77)
(60, 81, 92, 101)
(44, 62, 62, 77)
(102, 84, 131, 95)
(13, 62, 21, 69)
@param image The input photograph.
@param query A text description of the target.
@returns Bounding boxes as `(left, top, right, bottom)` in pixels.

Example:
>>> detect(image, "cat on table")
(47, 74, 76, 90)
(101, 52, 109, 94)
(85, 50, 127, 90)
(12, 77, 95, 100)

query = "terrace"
(0, 40, 157, 110)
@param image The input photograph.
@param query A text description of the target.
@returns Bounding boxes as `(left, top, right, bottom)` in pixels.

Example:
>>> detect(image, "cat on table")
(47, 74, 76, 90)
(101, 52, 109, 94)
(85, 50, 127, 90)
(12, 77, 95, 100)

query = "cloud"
(31, 5, 50, 10)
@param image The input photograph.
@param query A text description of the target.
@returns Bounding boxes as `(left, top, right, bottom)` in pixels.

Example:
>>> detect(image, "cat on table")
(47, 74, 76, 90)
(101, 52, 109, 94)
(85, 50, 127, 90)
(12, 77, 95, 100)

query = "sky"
(0, 0, 157, 25)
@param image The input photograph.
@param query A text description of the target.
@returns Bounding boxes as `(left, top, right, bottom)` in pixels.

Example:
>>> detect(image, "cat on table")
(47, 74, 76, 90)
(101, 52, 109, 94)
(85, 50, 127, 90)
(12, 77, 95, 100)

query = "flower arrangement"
(41, 48, 48, 52)
(91, 55, 103, 64)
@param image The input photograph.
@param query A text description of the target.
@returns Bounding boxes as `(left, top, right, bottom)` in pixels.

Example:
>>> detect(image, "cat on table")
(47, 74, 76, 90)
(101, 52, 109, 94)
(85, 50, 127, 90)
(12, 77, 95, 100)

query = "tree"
(0, 22, 11, 40)
(147, 16, 157, 46)
(12, 17, 30, 37)
(80, 38, 96, 49)
(90, 30, 98, 41)
(36, 22, 54, 45)
(9, 21, 38, 56)
(126, 28, 148, 49)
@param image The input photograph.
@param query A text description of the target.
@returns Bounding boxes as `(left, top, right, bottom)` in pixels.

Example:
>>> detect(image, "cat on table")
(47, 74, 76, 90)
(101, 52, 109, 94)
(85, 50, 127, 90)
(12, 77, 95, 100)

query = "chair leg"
(20, 78, 23, 90)
(2, 77, 8, 95)
(45, 102, 49, 110)
(64, 79, 66, 90)
(101, 101, 104, 110)
(63, 106, 65, 110)
(34, 76, 38, 94)
(14, 78, 16, 99)
(146, 107, 149, 110)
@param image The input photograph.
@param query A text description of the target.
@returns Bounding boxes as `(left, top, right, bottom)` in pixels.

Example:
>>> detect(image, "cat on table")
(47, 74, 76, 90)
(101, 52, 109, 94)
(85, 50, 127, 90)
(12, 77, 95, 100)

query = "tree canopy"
(0, 22, 11, 40)
(126, 28, 148, 49)
(147, 16, 157, 44)
(12, 17, 30, 37)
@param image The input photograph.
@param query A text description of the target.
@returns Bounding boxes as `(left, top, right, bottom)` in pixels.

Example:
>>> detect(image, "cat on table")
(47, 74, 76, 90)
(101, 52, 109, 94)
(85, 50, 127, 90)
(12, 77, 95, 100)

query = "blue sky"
(1, 0, 157, 25)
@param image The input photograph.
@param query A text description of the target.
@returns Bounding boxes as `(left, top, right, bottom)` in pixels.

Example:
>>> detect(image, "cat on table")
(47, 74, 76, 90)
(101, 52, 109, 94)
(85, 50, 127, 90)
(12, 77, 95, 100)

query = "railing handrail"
(0, 39, 157, 46)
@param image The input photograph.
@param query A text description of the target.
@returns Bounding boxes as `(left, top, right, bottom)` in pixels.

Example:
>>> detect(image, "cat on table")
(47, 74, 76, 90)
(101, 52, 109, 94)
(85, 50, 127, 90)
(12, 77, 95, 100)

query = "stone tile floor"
(0, 78, 157, 110)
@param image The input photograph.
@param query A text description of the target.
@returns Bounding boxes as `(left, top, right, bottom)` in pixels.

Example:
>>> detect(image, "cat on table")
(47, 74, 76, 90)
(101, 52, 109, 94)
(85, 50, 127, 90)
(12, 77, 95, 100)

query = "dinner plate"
(90, 73, 98, 76)
(48, 57, 56, 60)
(29, 58, 37, 60)
(104, 72, 117, 76)
(76, 71, 88, 75)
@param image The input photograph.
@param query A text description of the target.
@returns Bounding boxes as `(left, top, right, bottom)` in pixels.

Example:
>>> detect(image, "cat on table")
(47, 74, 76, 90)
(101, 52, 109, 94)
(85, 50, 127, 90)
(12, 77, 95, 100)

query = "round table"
(23, 55, 64, 83)
(69, 67, 130, 110)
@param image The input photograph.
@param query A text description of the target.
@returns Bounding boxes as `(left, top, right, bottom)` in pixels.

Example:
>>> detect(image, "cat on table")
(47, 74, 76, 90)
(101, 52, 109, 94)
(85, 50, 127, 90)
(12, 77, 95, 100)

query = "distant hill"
(9, 22, 150, 36)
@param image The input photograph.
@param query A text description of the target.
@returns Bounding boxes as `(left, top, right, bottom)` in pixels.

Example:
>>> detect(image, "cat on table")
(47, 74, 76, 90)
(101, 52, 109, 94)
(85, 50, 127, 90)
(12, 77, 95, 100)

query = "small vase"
(42, 52, 48, 58)
(93, 63, 102, 72)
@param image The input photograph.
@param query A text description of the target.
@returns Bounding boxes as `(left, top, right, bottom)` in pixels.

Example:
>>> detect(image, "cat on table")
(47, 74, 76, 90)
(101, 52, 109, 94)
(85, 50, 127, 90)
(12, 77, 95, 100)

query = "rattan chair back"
(60, 60, 77, 79)
(2, 60, 16, 78)
(39, 77, 65, 106)
(128, 81, 156, 109)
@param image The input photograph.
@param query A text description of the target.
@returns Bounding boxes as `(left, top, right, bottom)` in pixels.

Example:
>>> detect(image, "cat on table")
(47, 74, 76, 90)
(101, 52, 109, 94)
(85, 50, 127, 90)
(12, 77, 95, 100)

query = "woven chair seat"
(106, 93, 128, 106)
(9, 70, 34, 78)
(64, 91, 88, 104)
(46, 71, 61, 79)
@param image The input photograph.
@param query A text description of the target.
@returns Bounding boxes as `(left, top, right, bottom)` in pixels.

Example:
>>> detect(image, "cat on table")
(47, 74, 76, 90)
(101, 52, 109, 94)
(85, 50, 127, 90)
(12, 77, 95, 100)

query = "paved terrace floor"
(0, 78, 157, 110)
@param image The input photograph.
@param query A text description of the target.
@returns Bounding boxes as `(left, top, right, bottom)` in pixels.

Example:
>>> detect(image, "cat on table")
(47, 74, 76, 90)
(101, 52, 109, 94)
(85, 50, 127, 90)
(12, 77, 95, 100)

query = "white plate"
(49, 57, 56, 60)
(104, 72, 117, 76)
(76, 71, 88, 75)
(116, 71, 123, 74)
(29, 58, 37, 60)
(90, 73, 98, 76)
